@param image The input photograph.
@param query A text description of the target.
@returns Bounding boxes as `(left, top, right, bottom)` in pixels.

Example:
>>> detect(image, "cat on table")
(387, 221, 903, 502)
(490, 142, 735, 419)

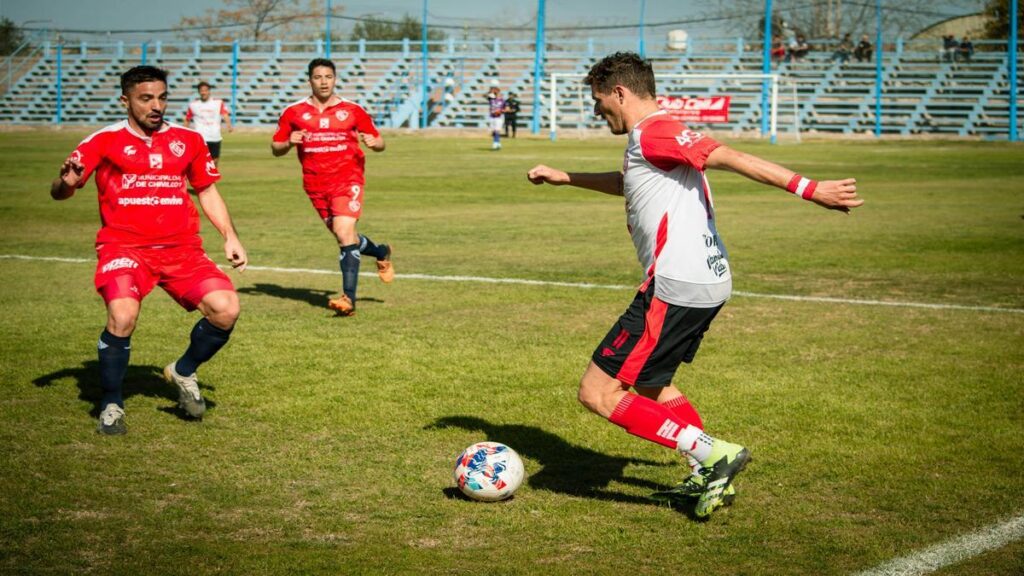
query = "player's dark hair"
(196, 81, 211, 89)
(120, 66, 168, 95)
(583, 52, 656, 99)
(307, 58, 336, 77)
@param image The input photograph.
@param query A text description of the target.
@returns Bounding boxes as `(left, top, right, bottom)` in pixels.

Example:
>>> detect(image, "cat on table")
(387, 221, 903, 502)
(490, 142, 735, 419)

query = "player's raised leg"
(359, 234, 394, 284)
(96, 297, 140, 435)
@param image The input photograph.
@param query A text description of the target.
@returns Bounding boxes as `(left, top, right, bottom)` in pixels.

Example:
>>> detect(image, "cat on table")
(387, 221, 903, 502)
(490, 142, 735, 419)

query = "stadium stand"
(1, 38, 1020, 137)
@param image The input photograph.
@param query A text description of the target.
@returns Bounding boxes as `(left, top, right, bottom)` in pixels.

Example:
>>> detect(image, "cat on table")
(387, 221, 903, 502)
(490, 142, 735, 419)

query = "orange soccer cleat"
(376, 244, 395, 284)
(328, 294, 355, 316)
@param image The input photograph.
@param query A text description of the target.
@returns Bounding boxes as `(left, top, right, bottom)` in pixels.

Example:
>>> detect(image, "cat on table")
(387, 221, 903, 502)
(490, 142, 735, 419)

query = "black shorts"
(592, 280, 723, 388)
(206, 140, 222, 159)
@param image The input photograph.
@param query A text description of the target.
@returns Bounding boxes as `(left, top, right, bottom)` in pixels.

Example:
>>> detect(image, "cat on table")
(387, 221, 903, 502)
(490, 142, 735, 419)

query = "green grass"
(1, 131, 1022, 575)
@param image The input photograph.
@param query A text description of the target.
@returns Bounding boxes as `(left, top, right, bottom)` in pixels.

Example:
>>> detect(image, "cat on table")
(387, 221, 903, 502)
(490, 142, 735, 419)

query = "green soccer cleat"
(694, 440, 750, 519)
(650, 472, 736, 506)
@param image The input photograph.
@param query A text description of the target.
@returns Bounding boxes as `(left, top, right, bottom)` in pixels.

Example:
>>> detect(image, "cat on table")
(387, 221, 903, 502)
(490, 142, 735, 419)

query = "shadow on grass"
(426, 415, 680, 508)
(33, 360, 214, 420)
(238, 283, 384, 308)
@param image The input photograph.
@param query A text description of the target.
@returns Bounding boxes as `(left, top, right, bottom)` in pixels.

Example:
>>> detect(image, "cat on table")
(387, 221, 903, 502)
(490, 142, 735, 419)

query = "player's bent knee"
(201, 290, 240, 329)
(106, 299, 140, 336)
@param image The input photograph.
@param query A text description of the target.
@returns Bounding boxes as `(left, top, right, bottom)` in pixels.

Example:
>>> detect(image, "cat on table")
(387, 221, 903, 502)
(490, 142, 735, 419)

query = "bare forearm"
(196, 185, 239, 240)
(566, 171, 624, 196)
(705, 145, 793, 189)
(271, 141, 292, 156)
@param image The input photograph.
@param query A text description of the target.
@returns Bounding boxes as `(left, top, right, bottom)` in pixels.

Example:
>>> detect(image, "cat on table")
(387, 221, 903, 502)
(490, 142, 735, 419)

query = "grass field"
(0, 130, 1022, 575)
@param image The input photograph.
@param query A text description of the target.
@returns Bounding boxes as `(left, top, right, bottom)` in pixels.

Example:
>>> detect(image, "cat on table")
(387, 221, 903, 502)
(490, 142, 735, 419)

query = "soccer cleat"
(163, 363, 206, 419)
(376, 245, 394, 284)
(650, 473, 736, 506)
(328, 294, 355, 316)
(96, 403, 126, 435)
(694, 440, 750, 519)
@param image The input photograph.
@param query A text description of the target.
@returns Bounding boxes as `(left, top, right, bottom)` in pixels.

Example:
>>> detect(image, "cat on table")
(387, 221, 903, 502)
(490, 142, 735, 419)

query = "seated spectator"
(957, 36, 974, 62)
(854, 34, 873, 62)
(941, 35, 958, 62)
(788, 35, 810, 61)
(770, 36, 786, 61)
(832, 33, 853, 64)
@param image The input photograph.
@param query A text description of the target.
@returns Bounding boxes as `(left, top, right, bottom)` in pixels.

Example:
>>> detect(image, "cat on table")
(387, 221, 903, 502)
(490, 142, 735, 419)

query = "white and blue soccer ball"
(453, 442, 525, 502)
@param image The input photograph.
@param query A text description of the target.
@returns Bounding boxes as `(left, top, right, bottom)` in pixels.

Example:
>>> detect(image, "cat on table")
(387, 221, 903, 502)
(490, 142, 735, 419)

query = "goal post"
(548, 72, 784, 142)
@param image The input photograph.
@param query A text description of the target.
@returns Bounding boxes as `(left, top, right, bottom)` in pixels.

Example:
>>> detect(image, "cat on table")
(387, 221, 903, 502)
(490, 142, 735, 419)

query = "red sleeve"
(354, 106, 379, 137)
(69, 131, 107, 188)
(272, 107, 293, 143)
(638, 120, 721, 172)
(187, 135, 221, 190)
(185, 103, 194, 121)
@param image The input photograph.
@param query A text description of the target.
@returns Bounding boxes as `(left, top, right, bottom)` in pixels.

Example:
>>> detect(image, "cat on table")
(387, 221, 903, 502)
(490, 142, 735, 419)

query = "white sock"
(676, 425, 714, 463)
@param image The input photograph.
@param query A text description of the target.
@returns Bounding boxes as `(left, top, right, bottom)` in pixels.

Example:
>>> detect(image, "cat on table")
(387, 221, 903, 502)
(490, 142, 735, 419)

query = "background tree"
(981, 0, 1024, 39)
(350, 14, 447, 50)
(177, 0, 325, 43)
(0, 18, 26, 55)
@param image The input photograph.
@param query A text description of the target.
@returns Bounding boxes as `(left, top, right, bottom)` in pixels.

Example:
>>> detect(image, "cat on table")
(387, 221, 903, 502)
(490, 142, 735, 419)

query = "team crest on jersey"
(348, 200, 361, 213)
(123, 145, 137, 157)
(70, 150, 83, 163)
(335, 110, 349, 122)
(149, 154, 163, 169)
(122, 174, 138, 189)
(169, 140, 186, 157)
(302, 112, 312, 120)
(675, 130, 705, 148)
(319, 118, 330, 129)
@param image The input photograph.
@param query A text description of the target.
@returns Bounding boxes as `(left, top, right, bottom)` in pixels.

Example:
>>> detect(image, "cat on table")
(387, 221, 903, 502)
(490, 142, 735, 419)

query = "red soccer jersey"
(69, 120, 221, 248)
(272, 97, 380, 193)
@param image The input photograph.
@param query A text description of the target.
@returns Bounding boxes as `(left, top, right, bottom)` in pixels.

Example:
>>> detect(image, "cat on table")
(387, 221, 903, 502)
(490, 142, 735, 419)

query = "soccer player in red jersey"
(527, 53, 862, 518)
(272, 58, 393, 317)
(50, 66, 248, 435)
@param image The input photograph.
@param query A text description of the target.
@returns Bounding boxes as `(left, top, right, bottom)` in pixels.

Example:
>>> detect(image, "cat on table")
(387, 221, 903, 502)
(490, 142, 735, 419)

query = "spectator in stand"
(941, 35, 959, 62)
(957, 36, 974, 62)
(854, 34, 873, 63)
(770, 36, 786, 62)
(831, 33, 853, 64)
(788, 35, 810, 62)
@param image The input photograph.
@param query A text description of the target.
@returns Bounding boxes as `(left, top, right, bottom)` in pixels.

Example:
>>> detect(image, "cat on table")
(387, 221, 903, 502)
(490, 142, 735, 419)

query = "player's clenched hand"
(360, 133, 380, 149)
(60, 158, 85, 188)
(527, 165, 570, 186)
(810, 178, 862, 213)
(289, 130, 306, 146)
(224, 237, 248, 272)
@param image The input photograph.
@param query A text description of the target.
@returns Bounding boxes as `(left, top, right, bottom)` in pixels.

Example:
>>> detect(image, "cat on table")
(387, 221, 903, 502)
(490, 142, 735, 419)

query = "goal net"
(548, 73, 786, 142)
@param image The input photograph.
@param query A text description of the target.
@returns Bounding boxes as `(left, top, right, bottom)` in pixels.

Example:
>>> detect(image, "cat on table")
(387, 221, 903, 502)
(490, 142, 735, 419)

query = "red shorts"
(306, 183, 364, 223)
(94, 244, 235, 311)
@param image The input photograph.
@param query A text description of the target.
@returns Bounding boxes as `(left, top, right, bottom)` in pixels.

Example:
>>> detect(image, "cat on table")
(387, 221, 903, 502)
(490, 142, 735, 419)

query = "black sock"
(358, 234, 389, 260)
(339, 243, 361, 302)
(175, 318, 233, 376)
(98, 330, 131, 408)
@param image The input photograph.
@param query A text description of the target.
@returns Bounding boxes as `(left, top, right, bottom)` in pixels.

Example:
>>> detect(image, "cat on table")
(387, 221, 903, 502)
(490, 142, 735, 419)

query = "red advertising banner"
(656, 96, 731, 123)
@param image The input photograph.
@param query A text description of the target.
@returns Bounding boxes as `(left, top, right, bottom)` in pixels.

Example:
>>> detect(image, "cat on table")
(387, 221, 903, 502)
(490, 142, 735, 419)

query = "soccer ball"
(453, 442, 525, 502)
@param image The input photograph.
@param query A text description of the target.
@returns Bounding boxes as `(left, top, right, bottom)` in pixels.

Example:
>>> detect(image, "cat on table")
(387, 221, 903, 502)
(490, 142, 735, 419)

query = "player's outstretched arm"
(527, 164, 623, 196)
(705, 145, 863, 213)
(195, 184, 248, 272)
(51, 158, 84, 200)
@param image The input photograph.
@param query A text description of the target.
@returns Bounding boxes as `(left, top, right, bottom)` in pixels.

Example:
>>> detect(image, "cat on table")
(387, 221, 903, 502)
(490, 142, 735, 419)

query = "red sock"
(608, 394, 686, 449)
(662, 394, 703, 430)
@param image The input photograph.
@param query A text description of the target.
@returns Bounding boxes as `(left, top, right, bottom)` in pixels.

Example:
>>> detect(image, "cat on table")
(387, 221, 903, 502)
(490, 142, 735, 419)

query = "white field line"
(2, 253, 1023, 315)
(855, 514, 1024, 576)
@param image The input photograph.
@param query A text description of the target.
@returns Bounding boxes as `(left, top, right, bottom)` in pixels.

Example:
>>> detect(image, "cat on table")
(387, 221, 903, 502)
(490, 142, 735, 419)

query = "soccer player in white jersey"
(527, 52, 862, 518)
(184, 81, 232, 166)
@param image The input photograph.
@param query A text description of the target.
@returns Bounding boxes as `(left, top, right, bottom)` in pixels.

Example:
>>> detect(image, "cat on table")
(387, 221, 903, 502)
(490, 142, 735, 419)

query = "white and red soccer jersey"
(272, 97, 380, 193)
(623, 110, 731, 307)
(69, 120, 220, 248)
(185, 98, 229, 142)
